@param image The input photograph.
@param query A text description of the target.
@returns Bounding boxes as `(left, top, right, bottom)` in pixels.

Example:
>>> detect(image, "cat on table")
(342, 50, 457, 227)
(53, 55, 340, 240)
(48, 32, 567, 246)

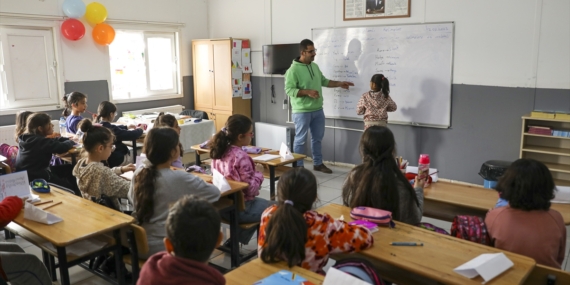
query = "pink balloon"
(61, 19, 85, 41)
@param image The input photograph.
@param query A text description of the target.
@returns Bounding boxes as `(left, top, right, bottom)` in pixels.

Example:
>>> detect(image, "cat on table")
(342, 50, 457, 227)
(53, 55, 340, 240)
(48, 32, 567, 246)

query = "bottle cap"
(419, 154, 430, 164)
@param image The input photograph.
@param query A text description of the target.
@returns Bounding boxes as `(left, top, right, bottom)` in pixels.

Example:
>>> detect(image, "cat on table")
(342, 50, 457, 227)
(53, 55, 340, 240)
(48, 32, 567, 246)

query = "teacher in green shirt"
(284, 39, 354, 174)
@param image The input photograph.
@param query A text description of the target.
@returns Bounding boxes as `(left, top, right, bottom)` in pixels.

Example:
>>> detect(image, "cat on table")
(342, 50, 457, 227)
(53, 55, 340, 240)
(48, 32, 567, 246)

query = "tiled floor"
(4, 160, 570, 284)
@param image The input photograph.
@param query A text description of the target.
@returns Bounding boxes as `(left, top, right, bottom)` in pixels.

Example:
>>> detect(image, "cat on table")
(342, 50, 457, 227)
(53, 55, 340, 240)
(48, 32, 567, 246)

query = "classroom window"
(108, 30, 180, 102)
(0, 26, 62, 112)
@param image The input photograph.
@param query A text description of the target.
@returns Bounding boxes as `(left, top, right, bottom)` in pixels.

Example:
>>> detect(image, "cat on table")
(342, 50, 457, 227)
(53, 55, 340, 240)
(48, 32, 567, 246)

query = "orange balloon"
(92, 23, 115, 45)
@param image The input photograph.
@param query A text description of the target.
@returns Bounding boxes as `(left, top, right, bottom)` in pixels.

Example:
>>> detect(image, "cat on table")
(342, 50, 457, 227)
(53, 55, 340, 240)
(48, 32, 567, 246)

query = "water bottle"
(59, 117, 67, 137)
(418, 154, 430, 186)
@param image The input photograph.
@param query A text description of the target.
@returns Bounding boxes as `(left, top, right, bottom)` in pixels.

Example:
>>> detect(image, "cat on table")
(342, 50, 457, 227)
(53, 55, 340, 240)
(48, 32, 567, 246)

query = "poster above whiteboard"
(344, 0, 411, 21)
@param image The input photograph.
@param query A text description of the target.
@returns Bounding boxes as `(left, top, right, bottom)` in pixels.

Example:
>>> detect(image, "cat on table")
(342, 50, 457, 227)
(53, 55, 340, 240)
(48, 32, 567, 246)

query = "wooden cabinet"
(520, 115, 570, 186)
(192, 38, 251, 131)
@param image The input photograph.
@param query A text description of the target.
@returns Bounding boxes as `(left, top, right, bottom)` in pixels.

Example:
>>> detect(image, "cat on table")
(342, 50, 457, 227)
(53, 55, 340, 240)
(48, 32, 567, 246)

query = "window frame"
(0, 18, 65, 115)
(108, 25, 182, 104)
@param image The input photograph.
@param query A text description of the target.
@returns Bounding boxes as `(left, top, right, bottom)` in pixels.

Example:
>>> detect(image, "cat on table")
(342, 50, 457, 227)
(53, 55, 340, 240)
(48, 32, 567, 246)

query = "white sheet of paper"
(135, 156, 146, 169)
(24, 203, 63, 225)
(241, 48, 251, 64)
(279, 142, 294, 160)
(0, 171, 32, 201)
(405, 166, 439, 182)
(324, 267, 371, 285)
(212, 168, 231, 193)
(242, 80, 252, 99)
(232, 47, 242, 68)
(454, 253, 513, 283)
(252, 154, 281, 162)
(553, 186, 570, 204)
(242, 63, 252, 73)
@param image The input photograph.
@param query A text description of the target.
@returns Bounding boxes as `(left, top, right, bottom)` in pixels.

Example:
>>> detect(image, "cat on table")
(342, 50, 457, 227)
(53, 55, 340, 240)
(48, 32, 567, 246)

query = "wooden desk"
(8, 186, 134, 285)
(424, 181, 570, 225)
(319, 204, 536, 285)
(121, 168, 249, 268)
(224, 259, 324, 285)
(191, 144, 306, 200)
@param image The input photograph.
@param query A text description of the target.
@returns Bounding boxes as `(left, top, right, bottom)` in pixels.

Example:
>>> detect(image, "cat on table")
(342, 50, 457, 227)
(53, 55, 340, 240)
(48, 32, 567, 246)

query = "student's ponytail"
(61, 94, 70, 117)
(260, 168, 318, 267)
(208, 114, 252, 159)
(370, 74, 390, 98)
(95, 101, 117, 123)
(134, 127, 179, 225)
(62, 92, 88, 117)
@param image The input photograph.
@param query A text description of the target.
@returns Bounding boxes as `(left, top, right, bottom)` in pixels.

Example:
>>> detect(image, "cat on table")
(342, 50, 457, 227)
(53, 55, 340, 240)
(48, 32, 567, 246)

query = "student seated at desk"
(129, 128, 220, 258)
(154, 112, 184, 168)
(15, 113, 80, 195)
(138, 195, 225, 285)
(96, 101, 144, 167)
(0, 197, 52, 285)
(485, 159, 566, 269)
(209, 114, 270, 246)
(73, 119, 135, 209)
(342, 126, 425, 225)
(259, 168, 374, 274)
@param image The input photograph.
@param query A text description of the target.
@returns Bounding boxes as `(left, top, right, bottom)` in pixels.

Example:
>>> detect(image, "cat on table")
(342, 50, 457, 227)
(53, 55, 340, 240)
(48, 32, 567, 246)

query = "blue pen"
(390, 242, 423, 246)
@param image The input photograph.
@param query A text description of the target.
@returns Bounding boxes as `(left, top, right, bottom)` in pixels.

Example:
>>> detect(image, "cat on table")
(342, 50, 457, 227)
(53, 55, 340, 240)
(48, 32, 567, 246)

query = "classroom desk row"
(191, 144, 306, 200)
(424, 180, 570, 225)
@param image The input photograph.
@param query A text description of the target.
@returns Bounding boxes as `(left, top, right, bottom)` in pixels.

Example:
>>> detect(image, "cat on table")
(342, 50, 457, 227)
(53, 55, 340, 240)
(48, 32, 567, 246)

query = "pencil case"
(350, 206, 395, 228)
(242, 146, 262, 154)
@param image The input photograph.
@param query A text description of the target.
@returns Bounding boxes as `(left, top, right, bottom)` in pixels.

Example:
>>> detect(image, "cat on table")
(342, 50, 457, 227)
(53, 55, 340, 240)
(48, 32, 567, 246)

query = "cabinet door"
(212, 40, 232, 112)
(192, 40, 213, 109)
(213, 110, 232, 133)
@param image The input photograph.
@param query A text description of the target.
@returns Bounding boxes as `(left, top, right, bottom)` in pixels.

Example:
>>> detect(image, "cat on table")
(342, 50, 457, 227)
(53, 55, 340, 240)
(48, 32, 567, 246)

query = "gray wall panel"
(534, 88, 570, 112)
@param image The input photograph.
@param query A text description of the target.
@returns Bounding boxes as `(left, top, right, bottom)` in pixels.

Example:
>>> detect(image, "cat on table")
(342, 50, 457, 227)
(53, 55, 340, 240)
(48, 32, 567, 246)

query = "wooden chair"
(122, 224, 149, 284)
(0, 162, 11, 174)
(523, 264, 570, 285)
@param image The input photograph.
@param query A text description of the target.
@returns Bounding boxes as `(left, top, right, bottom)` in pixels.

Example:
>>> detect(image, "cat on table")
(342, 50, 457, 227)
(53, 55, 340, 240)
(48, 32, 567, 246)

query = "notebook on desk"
(253, 154, 281, 162)
(254, 270, 315, 285)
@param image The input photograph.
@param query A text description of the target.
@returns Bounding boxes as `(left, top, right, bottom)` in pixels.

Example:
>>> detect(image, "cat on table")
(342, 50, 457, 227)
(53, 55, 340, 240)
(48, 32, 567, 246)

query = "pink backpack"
(350, 206, 395, 228)
(0, 144, 18, 172)
(450, 215, 491, 245)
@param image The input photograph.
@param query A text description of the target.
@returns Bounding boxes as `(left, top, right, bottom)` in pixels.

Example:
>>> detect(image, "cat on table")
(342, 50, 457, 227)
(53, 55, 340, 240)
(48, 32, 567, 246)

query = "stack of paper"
(530, 111, 555, 119)
(527, 125, 552, 136)
(555, 112, 570, 120)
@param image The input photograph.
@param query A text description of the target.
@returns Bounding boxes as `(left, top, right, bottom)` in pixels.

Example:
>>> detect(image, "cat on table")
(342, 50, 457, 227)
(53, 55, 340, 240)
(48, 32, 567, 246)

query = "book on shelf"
(531, 111, 556, 119)
(528, 125, 552, 136)
(552, 129, 570, 138)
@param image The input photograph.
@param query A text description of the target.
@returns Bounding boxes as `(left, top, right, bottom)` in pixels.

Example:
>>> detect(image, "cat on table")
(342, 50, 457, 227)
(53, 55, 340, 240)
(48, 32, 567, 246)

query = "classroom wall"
(0, 0, 208, 125)
(210, 0, 570, 184)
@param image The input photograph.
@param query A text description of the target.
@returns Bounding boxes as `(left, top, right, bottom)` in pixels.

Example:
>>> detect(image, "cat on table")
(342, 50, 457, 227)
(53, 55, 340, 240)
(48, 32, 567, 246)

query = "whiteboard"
(313, 22, 454, 128)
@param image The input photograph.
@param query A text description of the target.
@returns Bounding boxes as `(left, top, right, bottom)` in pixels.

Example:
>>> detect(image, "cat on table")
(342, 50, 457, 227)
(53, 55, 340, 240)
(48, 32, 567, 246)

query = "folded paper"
(24, 202, 63, 225)
(323, 267, 371, 285)
(253, 154, 281, 162)
(454, 252, 513, 283)
(279, 142, 294, 160)
(212, 168, 231, 193)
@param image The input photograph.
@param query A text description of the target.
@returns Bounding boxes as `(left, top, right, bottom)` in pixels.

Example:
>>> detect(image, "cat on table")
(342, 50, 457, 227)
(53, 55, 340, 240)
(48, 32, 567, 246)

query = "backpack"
(0, 144, 18, 171)
(417, 222, 450, 235)
(333, 258, 386, 285)
(450, 215, 491, 245)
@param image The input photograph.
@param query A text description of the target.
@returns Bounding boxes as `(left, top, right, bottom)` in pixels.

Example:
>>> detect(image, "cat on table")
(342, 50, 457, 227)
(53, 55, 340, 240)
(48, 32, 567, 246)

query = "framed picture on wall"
(344, 0, 411, 21)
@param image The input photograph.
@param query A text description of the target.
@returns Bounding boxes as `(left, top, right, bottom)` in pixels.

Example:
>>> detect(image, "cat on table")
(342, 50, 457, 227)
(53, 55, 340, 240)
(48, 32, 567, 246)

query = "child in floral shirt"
(356, 74, 397, 129)
(258, 168, 374, 273)
(209, 114, 269, 245)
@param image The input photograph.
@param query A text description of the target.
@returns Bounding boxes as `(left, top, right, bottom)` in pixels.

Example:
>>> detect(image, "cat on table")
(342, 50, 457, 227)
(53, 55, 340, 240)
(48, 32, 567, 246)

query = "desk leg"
(195, 151, 201, 166)
(42, 250, 56, 281)
(131, 140, 138, 164)
(292, 161, 298, 167)
(269, 166, 276, 201)
(113, 229, 126, 285)
(230, 193, 239, 268)
(71, 154, 76, 165)
(56, 246, 70, 285)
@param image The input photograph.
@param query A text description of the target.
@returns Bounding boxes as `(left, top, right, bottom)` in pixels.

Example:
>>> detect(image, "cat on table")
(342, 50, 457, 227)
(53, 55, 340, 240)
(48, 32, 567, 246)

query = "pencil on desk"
(42, 201, 62, 210)
(33, 200, 53, 206)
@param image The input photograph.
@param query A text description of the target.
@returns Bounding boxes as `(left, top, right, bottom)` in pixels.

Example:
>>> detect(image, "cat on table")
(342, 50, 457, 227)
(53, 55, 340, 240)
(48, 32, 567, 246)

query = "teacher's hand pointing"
(339, 81, 354, 89)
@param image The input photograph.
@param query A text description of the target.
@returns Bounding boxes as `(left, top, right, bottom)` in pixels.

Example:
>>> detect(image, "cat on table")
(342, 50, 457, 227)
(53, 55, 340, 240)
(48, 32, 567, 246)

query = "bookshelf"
(520, 115, 570, 186)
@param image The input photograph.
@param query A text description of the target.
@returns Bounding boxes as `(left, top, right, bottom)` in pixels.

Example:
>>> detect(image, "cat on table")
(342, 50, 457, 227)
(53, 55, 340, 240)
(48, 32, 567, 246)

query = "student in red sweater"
(485, 159, 566, 268)
(0, 196, 52, 285)
(137, 195, 225, 285)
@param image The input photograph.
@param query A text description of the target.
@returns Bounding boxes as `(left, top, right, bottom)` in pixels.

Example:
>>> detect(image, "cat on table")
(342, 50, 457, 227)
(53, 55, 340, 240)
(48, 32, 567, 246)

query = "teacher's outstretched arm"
(327, 80, 355, 89)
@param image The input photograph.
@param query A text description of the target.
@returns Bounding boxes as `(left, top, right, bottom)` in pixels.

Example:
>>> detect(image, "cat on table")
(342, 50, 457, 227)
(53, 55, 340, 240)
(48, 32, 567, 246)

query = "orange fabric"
(258, 205, 374, 273)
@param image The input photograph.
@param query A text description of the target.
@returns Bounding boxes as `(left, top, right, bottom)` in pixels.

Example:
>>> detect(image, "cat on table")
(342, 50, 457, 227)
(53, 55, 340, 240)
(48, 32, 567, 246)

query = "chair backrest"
(333, 258, 386, 285)
(122, 223, 149, 257)
(180, 109, 209, 120)
(0, 162, 11, 175)
(523, 264, 570, 285)
(0, 144, 18, 171)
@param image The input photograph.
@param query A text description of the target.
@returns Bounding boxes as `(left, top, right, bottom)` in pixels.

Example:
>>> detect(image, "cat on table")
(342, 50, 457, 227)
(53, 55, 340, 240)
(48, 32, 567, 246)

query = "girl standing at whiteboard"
(356, 74, 397, 129)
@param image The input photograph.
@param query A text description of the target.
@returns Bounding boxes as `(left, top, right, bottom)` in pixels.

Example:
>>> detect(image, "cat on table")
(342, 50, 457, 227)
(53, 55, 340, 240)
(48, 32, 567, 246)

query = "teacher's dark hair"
(496, 159, 555, 211)
(299, 39, 314, 53)
(342, 126, 419, 221)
